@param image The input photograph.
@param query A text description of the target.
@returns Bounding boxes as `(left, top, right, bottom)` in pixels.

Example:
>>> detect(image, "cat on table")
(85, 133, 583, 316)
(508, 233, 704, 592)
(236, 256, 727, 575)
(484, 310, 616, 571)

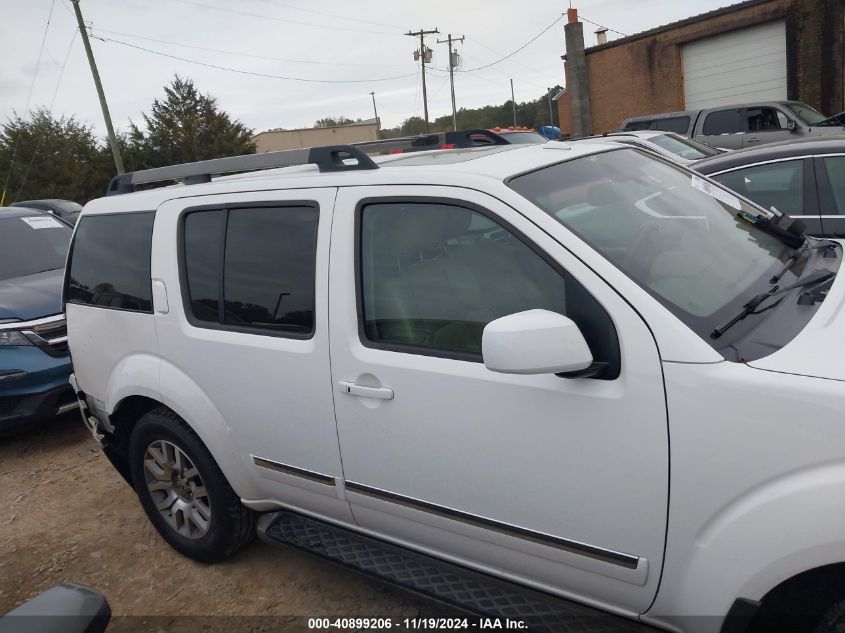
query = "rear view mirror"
(0, 584, 110, 633)
(482, 309, 594, 376)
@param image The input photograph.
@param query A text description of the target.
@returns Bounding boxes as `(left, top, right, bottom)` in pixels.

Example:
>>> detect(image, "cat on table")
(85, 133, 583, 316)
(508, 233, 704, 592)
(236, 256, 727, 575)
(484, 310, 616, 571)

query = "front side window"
(711, 160, 804, 214)
(359, 201, 619, 375)
(509, 149, 793, 346)
(703, 109, 743, 135)
(746, 107, 788, 132)
(66, 213, 154, 312)
(183, 205, 318, 336)
(0, 214, 71, 282)
(823, 156, 845, 214)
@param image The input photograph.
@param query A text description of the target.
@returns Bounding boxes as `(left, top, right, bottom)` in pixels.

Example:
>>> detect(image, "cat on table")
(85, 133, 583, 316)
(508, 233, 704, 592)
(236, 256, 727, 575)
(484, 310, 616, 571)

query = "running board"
(257, 511, 654, 632)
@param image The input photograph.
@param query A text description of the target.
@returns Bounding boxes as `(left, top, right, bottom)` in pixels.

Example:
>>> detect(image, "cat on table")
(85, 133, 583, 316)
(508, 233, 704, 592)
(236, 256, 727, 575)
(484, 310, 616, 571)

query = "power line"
(458, 14, 564, 73)
(15, 29, 79, 202)
(172, 0, 403, 36)
(90, 27, 410, 68)
(91, 35, 419, 83)
(2, 0, 56, 207)
(251, 0, 405, 30)
(578, 14, 628, 37)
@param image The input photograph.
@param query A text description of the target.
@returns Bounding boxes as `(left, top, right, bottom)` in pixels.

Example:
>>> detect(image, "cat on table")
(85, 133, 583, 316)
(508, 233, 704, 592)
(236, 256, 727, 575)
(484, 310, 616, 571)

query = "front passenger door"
(328, 186, 669, 613)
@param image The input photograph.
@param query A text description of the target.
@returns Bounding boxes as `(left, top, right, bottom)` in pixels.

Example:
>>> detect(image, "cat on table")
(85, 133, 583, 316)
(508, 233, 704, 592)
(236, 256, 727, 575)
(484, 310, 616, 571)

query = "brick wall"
(557, 0, 844, 135)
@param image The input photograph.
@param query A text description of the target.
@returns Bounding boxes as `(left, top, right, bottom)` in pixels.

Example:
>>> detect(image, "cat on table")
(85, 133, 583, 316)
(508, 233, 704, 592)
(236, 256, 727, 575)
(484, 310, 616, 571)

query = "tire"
(815, 599, 845, 633)
(128, 406, 256, 563)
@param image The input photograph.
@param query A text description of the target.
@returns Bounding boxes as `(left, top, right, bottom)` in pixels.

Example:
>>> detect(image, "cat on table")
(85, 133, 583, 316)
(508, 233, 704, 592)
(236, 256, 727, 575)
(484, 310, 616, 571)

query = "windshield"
(648, 133, 721, 160)
(509, 148, 795, 344)
(785, 102, 827, 125)
(501, 132, 547, 144)
(0, 215, 71, 281)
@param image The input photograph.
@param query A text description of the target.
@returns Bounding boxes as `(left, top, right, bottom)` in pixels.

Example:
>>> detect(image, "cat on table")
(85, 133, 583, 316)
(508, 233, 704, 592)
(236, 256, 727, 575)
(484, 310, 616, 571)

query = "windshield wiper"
(711, 268, 836, 340)
(769, 240, 839, 286)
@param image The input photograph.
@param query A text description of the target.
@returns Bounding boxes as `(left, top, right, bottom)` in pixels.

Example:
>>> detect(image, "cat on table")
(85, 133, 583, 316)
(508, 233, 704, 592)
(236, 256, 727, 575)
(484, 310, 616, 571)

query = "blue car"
(0, 207, 76, 434)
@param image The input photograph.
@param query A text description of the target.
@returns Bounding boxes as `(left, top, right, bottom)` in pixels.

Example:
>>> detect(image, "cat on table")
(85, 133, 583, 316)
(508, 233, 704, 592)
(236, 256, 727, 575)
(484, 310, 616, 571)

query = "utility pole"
(406, 28, 439, 132)
(369, 91, 379, 129)
(510, 79, 517, 127)
(437, 34, 464, 131)
(71, 0, 124, 174)
(547, 87, 556, 127)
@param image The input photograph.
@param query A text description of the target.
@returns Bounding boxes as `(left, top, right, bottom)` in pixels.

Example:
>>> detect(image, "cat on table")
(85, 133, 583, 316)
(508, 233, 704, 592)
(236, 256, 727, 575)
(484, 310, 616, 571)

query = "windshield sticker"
(20, 215, 63, 229)
(690, 175, 741, 211)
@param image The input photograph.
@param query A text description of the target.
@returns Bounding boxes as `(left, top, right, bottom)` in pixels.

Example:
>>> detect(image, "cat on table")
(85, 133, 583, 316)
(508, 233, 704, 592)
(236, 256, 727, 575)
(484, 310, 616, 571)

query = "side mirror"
(1, 584, 111, 633)
(787, 119, 798, 132)
(482, 309, 595, 376)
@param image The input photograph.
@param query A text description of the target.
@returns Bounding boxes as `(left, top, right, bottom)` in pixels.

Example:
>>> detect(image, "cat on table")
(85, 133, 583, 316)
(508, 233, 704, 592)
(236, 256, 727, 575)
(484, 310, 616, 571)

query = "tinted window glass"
(0, 215, 71, 281)
(649, 133, 721, 160)
(703, 109, 743, 135)
(509, 149, 792, 349)
(711, 160, 804, 214)
(359, 202, 618, 375)
(67, 213, 154, 312)
(184, 210, 225, 322)
(746, 107, 787, 131)
(823, 157, 845, 214)
(650, 116, 690, 134)
(623, 120, 653, 131)
(223, 206, 317, 334)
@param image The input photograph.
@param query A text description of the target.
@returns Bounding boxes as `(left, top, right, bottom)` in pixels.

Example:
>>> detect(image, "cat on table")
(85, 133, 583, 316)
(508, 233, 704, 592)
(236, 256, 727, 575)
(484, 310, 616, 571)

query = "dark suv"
(0, 208, 76, 434)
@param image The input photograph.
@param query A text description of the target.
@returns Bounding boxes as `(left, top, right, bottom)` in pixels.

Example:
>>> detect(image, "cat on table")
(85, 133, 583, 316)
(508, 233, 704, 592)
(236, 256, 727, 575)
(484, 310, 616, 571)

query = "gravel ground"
(0, 414, 428, 631)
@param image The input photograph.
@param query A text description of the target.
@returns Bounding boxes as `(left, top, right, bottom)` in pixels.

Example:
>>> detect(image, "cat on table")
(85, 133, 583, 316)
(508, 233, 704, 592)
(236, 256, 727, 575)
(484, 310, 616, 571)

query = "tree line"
(0, 76, 254, 205)
(1, 78, 562, 205)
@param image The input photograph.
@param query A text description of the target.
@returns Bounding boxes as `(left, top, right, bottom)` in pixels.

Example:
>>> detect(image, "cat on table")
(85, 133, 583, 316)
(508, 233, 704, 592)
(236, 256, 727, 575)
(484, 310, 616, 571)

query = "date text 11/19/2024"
(307, 617, 528, 630)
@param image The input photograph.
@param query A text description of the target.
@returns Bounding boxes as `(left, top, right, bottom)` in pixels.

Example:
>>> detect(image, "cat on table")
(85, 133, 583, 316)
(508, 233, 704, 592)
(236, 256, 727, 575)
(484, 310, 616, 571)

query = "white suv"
(65, 141, 845, 633)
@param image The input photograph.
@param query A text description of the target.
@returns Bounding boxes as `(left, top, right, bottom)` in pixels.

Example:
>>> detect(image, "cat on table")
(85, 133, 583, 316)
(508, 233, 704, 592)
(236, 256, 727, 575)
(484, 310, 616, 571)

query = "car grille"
(28, 317, 69, 357)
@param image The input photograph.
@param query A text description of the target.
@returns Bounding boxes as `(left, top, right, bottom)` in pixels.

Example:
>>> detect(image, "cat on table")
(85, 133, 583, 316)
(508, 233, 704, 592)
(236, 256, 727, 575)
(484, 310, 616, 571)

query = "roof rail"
(105, 144, 378, 197)
(353, 128, 508, 155)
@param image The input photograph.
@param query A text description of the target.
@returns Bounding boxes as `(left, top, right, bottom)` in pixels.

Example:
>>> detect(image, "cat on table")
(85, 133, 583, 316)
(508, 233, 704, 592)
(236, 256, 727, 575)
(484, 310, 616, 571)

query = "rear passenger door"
(328, 185, 669, 613)
(153, 189, 354, 523)
(697, 108, 744, 149)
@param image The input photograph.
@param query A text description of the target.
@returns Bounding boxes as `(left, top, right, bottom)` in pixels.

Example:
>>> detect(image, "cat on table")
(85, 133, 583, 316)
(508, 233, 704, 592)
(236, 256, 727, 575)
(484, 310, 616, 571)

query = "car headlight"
(0, 330, 33, 346)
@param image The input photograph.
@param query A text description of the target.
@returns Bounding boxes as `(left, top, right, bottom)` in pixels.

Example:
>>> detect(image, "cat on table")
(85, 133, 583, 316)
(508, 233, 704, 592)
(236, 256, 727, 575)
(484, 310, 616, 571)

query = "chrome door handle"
(338, 381, 394, 400)
(746, 137, 760, 143)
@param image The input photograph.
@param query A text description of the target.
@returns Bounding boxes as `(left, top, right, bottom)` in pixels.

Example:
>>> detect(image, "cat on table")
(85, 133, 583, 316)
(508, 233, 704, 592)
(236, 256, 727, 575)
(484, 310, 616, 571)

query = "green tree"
(314, 116, 358, 127)
(126, 75, 255, 170)
(0, 108, 113, 205)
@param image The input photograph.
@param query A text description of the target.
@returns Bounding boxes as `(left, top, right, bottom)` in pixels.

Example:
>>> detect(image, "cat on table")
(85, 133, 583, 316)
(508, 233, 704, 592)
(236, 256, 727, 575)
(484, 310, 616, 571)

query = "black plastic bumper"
(0, 383, 77, 435)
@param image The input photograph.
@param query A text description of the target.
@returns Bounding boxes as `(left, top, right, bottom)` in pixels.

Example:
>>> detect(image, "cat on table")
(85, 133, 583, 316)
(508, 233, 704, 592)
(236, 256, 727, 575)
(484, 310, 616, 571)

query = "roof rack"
(105, 144, 378, 197)
(353, 128, 509, 155)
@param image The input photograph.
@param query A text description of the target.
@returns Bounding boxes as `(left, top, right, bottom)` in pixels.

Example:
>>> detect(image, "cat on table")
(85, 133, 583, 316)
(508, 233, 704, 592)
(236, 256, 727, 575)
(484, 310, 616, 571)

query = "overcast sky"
(2, 0, 738, 138)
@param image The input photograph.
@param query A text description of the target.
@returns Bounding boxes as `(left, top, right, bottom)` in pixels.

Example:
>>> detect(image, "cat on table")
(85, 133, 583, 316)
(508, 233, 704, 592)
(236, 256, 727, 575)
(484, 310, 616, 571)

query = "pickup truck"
(620, 100, 845, 150)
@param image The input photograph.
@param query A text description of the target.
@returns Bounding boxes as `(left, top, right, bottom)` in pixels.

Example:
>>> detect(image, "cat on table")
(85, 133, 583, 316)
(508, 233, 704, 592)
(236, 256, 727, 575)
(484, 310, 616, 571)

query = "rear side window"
(623, 119, 653, 131)
(182, 205, 318, 336)
(66, 213, 154, 312)
(703, 109, 743, 135)
(823, 156, 845, 214)
(650, 116, 690, 134)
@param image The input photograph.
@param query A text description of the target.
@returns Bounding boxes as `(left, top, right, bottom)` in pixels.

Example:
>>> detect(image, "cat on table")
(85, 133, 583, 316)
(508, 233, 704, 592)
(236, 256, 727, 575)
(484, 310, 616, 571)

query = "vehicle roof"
(576, 131, 667, 142)
(694, 135, 845, 173)
(623, 101, 808, 122)
(81, 142, 623, 215)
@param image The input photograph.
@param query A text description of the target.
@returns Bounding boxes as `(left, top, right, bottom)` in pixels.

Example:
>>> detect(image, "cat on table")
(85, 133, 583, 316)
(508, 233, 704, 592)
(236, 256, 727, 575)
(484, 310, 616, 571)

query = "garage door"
(683, 21, 786, 109)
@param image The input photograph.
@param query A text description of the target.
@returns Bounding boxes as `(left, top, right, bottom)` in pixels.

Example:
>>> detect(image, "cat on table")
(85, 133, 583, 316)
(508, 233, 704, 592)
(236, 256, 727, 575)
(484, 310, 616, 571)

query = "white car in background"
(575, 130, 724, 164)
